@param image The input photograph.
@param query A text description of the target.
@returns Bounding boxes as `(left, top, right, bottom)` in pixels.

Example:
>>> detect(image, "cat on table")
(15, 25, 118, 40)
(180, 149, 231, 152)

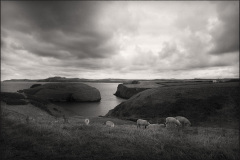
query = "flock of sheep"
(137, 116, 191, 129)
(26, 114, 191, 132)
(82, 116, 191, 132)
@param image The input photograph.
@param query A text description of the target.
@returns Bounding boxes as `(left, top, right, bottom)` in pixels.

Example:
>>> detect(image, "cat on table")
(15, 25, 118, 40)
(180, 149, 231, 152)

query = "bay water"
(1, 82, 125, 116)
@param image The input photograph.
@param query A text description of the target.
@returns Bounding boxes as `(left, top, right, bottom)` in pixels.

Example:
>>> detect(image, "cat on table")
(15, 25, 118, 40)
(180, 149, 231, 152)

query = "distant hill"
(3, 79, 39, 82)
(3, 76, 129, 83)
(3, 77, 239, 84)
(37, 76, 86, 82)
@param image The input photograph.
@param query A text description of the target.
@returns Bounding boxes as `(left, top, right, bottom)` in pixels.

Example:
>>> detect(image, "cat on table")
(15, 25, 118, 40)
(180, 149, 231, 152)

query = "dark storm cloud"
(1, 1, 238, 80)
(52, 59, 112, 71)
(1, 1, 118, 59)
(210, 1, 239, 54)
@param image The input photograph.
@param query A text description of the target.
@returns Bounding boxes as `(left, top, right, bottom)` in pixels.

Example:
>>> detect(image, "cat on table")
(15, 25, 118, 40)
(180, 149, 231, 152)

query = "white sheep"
(105, 121, 115, 127)
(84, 118, 90, 125)
(175, 116, 191, 127)
(148, 123, 166, 130)
(137, 119, 150, 129)
(159, 124, 166, 128)
(147, 124, 159, 129)
(165, 117, 182, 128)
(147, 124, 158, 128)
(105, 121, 115, 133)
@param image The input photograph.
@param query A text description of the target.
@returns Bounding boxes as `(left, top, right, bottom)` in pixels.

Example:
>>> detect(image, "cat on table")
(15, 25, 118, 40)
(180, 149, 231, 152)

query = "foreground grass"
(1, 109, 239, 160)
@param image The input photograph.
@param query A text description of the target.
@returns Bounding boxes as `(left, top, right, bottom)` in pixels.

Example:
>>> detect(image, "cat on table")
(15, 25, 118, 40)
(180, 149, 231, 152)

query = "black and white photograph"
(1, 1, 239, 160)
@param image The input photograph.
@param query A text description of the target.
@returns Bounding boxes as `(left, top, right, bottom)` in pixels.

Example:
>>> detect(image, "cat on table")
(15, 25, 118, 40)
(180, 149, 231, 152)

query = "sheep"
(165, 117, 182, 128)
(175, 116, 191, 127)
(84, 118, 90, 125)
(147, 124, 165, 130)
(159, 124, 166, 128)
(137, 119, 150, 129)
(105, 121, 115, 133)
(105, 121, 115, 127)
(147, 124, 158, 129)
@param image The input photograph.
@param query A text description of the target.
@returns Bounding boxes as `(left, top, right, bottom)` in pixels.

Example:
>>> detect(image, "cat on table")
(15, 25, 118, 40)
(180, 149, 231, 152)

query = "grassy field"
(1, 103, 239, 160)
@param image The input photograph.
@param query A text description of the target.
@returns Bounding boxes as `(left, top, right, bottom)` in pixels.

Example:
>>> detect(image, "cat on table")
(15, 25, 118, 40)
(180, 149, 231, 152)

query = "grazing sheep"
(148, 124, 165, 130)
(159, 124, 166, 128)
(147, 124, 158, 129)
(175, 116, 191, 127)
(137, 119, 150, 129)
(165, 117, 181, 128)
(84, 119, 90, 125)
(105, 121, 115, 133)
(105, 121, 115, 127)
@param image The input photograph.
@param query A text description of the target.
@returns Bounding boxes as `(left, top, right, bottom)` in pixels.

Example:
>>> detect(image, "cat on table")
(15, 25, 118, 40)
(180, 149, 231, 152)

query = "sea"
(1, 82, 126, 116)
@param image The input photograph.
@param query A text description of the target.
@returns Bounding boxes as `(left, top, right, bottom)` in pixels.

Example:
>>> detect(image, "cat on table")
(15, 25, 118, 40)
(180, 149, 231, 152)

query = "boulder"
(19, 83, 101, 102)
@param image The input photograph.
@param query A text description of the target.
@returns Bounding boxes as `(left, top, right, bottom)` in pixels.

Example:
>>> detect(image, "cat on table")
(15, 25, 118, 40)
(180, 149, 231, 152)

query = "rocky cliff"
(18, 83, 101, 102)
(114, 84, 148, 99)
(114, 82, 160, 99)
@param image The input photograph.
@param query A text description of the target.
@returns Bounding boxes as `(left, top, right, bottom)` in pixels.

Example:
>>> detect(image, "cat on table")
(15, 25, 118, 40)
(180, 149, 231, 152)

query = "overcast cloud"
(1, 1, 239, 80)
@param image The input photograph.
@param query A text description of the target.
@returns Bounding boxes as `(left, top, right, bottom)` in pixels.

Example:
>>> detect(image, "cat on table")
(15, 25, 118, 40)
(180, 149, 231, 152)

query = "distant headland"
(3, 76, 239, 83)
(3, 76, 129, 83)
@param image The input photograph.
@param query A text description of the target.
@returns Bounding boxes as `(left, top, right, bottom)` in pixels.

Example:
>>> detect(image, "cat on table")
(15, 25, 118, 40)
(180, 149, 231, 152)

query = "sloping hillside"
(107, 82, 239, 128)
(1, 102, 239, 160)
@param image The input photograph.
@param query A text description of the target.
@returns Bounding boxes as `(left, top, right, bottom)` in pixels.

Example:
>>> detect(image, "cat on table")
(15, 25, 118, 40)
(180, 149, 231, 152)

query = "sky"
(1, 1, 239, 80)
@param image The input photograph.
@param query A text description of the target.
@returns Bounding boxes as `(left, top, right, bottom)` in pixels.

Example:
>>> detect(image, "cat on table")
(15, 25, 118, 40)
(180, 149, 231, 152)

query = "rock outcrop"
(107, 82, 239, 127)
(18, 83, 101, 102)
(114, 82, 160, 99)
(114, 84, 147, 99)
